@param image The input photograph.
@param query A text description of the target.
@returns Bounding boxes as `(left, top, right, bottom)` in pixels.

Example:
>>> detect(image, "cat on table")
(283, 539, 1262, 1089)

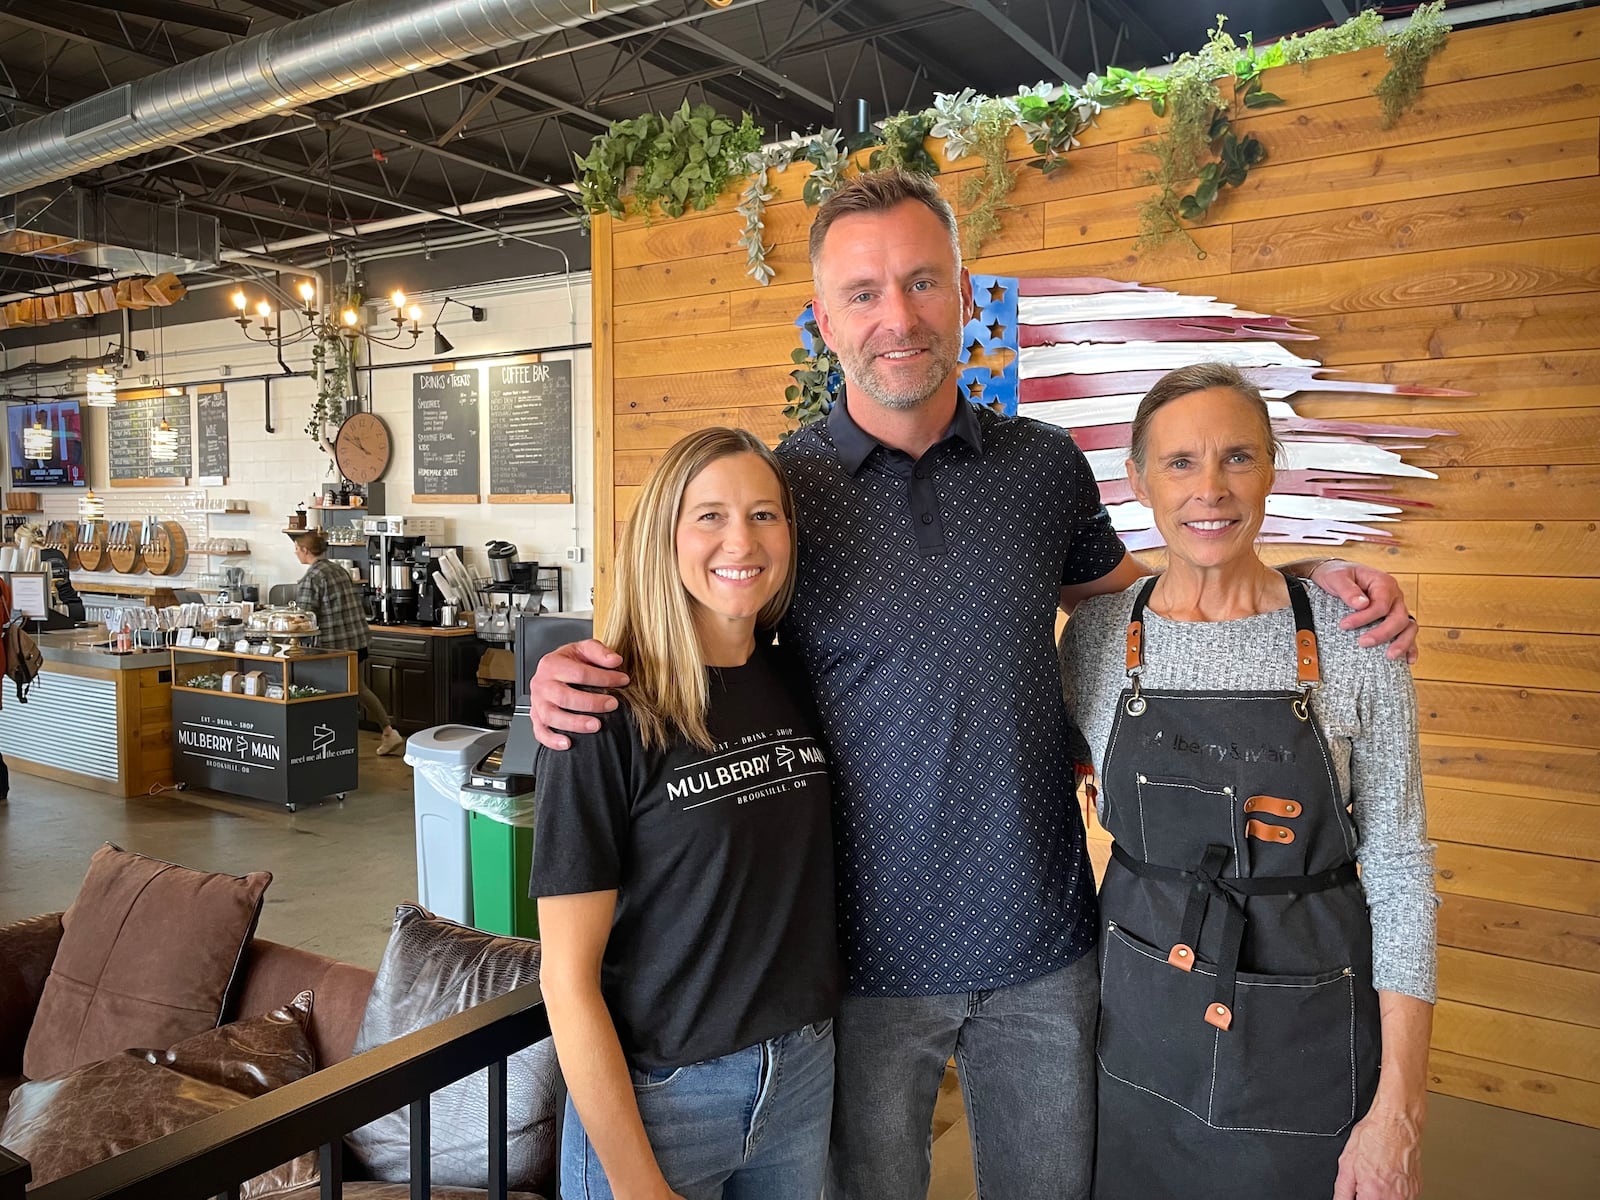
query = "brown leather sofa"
(0, 912, 546, 1200)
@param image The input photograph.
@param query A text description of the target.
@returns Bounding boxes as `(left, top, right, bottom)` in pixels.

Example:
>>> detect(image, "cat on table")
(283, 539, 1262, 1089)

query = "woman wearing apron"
(1060, 363, 1437, 1200)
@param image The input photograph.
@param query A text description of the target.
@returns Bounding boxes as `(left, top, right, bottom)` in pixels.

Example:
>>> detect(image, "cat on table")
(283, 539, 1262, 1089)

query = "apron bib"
(1092, 574, 1380, 1200)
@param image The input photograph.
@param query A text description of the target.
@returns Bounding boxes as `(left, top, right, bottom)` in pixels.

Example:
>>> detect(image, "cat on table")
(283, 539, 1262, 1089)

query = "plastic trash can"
(405, 724, 507, 925)
(459, 785, 539, 938)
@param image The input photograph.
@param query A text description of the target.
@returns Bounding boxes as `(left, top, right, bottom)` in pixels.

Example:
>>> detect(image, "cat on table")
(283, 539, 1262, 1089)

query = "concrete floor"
(3, 741, 1598, 1198)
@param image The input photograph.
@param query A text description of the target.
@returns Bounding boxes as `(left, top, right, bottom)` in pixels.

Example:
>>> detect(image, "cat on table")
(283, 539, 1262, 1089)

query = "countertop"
(369, 624, 479, 638)
(35, 629, 168, 672)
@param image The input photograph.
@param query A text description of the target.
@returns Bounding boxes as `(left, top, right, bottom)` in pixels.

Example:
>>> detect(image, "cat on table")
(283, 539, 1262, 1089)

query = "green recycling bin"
(467, 809, 539, 938)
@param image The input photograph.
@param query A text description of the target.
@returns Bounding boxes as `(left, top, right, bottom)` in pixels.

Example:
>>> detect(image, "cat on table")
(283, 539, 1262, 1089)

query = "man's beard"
(839, 328, 962, 411)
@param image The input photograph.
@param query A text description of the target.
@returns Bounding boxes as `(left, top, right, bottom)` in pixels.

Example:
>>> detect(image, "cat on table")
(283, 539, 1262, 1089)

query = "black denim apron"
(1092, 574, 1381, 1200)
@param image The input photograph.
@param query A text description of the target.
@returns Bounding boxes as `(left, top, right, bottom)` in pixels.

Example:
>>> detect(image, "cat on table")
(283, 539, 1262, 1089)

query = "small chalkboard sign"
(412, 367, 480, 502)
(195, 387, 229, 484)
(488, 358, 573, 503)
(108, 387, 190, 485)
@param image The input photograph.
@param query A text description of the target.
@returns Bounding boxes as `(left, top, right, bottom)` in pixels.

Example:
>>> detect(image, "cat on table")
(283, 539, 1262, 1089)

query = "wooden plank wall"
(592, 8, 1600, 1128)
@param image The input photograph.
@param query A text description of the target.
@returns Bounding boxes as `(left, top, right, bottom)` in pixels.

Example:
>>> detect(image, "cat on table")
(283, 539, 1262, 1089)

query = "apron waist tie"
(1110, 841, 1358, 1031)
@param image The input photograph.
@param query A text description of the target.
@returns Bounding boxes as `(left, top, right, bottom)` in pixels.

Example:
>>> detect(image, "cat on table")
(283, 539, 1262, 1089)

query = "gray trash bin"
(405, 724, 507, 925)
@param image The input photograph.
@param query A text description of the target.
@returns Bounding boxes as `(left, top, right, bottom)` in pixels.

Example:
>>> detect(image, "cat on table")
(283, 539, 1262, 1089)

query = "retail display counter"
(169, 647, 359, 811)
(0, 631, 174, 797)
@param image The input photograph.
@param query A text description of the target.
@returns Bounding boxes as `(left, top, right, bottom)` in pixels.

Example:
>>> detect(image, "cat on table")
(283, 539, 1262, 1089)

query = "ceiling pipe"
(0, 0, 664, 198)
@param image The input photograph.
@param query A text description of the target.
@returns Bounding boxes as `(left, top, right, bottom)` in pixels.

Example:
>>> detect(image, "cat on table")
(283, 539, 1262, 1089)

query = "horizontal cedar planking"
(614, 241, 811, 306)
(1229, 61, 1600, 170)
(615, 365, 795, 415)
(1223, 232, 1600, 319)
(611, 201, 814, 270)
(1411, 626, 1600, 692)
(1438, 946, 1600, 1029)
(1329, 522, 1600, 579)
(1428, 788, 1600, 858)
(1117, 118, 1599, 228)
(979, 142, 1122, 210)
(617, 449, 665, 486)
(730, 279, 815, 330)
(613, 294, 731, 343)
(1432, 997, 1600, 1084)
(1232, 177, 1600, 274)
(1289, 352, 1600, 418)
(1434, 840, 1600, 917)
(1436, 894, 1600, 976)
(1417, 575, 1600, 636)
(1405, 408, 1600, 468)
(1303, 300, 1600, 367)
(1420, 733, 1597, 804)
(974, 225, 1232, 287)
(614, 406, 790, 449)
(1429, 1048, 1600, 1127)
(613, 324, 799, 378)
(1407, 467, 1600, 521)
(1415, 681, 1600, 750)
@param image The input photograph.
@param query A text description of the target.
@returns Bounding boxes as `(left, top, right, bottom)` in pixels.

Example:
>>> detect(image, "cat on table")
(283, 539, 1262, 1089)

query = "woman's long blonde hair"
(604, 427, 798, 750)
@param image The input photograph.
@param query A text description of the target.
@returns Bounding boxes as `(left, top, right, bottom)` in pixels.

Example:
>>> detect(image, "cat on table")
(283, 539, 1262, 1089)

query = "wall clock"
(333, 411, 391, 485)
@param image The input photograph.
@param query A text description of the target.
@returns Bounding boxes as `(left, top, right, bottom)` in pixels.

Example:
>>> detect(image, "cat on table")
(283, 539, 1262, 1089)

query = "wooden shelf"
(197, 506, 250, 515)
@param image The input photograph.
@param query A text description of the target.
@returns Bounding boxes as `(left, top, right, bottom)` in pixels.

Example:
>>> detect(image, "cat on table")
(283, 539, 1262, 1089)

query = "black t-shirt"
(530, 644, 838, 1069)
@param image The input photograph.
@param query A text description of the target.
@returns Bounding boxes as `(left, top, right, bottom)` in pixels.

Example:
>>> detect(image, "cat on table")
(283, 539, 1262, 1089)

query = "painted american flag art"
(799, 275, 1467, 549)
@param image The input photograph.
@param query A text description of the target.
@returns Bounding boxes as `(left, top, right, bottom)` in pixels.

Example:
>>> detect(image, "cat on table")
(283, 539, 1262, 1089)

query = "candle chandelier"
(229, 282, 425, 350)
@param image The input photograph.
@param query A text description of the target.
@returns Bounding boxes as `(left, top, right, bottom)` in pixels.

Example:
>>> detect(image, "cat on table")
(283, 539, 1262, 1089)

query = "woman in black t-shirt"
(532, 427, 837, 1200)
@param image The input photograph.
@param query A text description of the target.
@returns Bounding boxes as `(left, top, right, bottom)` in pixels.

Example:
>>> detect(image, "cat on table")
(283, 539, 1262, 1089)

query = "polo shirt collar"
(827, 387, 985, 475)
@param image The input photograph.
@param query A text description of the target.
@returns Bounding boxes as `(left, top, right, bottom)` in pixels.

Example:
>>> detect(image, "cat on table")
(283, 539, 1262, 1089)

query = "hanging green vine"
(782, 317, 838, 435)
(576, 4, 1454, 273)
(307, 311, 359, 447)
(575, 102, 762, 220)
(1376, 1, 1451, 126)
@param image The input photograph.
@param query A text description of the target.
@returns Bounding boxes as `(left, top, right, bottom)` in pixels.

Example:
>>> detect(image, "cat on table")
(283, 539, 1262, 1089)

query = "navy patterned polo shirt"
(776, 394, 1127, 996)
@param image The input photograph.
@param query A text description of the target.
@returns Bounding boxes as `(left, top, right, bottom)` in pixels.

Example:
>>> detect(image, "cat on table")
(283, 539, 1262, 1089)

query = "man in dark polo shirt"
(530, 169, 1416, 1200)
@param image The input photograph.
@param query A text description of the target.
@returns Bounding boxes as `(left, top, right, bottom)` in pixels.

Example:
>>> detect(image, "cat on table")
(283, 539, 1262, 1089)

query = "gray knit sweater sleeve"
(1060, 581, 1437, 1003)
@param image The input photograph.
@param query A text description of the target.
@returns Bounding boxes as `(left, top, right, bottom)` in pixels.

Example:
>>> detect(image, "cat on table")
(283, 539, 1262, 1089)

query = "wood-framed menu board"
(195, 385, 230, 485)
(108, 386, 190, 485)
(488, 356, 573, 503)
(412, 365, 480, 502)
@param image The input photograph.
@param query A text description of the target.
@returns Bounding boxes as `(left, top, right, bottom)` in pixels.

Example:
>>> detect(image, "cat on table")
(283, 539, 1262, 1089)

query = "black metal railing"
(4, 983, 552, 1200)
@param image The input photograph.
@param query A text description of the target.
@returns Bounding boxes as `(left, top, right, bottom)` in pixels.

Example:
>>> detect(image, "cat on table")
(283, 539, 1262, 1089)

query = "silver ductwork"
(0, 0, 660, 198)
(1, 188, 220, 275)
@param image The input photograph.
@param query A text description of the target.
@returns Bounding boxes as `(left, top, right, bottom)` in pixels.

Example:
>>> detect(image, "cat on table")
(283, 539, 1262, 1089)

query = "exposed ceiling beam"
(954, 0, 1082, 84)
(56, 0, 253, 38)
(671, 22, 836, 114)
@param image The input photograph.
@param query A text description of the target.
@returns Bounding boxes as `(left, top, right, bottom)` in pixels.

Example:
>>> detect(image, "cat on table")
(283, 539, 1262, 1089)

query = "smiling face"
(674, 452, 793, 663)
(811, 199, 972, 414)
(1128, 386, 1277, 573)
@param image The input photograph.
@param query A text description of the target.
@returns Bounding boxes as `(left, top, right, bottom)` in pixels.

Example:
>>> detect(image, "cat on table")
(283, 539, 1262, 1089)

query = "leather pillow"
(0, 992, 319, 1199)
(23, 844, 272, 1080)
(344, 905, 557, 1194)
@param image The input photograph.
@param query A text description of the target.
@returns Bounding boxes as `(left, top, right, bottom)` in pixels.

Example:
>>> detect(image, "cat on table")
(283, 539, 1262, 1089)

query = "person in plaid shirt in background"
(292, 529, 404, 756)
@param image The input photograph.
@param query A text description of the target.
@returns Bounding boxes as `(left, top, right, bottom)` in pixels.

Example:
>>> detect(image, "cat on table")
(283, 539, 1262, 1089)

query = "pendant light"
(22, 415, 52, 460)
(85, 368, 118, 407)
(150, 418, 179, 462)
(79, 489, 105, 520)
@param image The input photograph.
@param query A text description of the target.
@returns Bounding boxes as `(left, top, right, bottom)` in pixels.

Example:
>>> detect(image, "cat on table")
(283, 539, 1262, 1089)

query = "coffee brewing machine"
(361, 516, 459, 627)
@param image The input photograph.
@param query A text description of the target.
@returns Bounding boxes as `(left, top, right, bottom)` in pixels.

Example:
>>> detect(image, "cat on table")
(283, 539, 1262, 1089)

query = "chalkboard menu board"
(108, 388, 190, 484)
(195, 388, 229, 484)
(412, 368, 480, 501)
(488, 358, 573, 501)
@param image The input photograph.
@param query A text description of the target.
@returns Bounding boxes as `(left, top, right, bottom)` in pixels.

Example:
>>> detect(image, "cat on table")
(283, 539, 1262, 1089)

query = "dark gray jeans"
(826, 949, 1098, 1200)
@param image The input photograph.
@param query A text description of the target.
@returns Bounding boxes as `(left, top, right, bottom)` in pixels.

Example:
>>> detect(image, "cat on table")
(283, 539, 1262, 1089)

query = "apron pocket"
(1134, 774, 1238, 870)
(1208, 964, 1358, 1136)
(1097, 923, 1217, 1122)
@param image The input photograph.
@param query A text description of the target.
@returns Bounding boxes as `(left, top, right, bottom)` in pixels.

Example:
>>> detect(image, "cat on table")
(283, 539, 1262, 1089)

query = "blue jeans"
(826, 951, 1099, 1200)
(562, 1021, 834, 1200)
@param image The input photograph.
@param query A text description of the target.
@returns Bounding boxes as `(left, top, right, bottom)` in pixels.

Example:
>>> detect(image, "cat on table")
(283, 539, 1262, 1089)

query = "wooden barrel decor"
(108, 519, 145, 574)
(144, 520, 189, 576)
(77, 521, 109, 571)
(42, 520, 80, 569)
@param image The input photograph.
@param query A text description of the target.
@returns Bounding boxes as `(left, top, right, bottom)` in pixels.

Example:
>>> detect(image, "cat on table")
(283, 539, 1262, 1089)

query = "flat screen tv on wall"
(7, 399, 86, 487)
